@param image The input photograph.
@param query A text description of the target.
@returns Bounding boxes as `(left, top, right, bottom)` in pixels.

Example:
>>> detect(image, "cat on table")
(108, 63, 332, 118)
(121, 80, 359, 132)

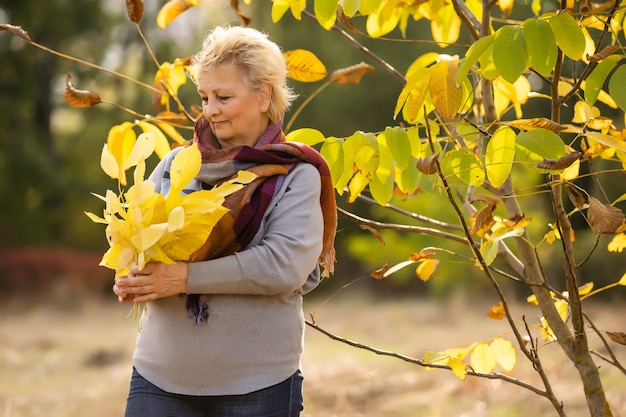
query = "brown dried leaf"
(409, 247, 437, 261)
(230, 0, 252, 26)
(565, 183, 585, 210)
(469, 193, 502, 206)
(330, 62, 375, 85)
(63, 74, 101, 108)
(0, 24, 31, 41)
(509, 118, 566, 132)
(587, 44, 620, 62)
(470, 205, 496, 236)
(606, 331, 626, 346)
(371, 262, 390, 280)
(359, 224, 385, 245)
(588, 196, 625, 234)
(534, 152, 582, 170)
(125, 0, 144, 23)
(416, 153, 439, 175)
(337, 7, 356, 31)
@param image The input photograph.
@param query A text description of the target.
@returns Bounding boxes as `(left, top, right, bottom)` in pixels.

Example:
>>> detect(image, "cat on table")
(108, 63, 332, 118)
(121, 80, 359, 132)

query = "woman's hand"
(112, 262, 188, 304)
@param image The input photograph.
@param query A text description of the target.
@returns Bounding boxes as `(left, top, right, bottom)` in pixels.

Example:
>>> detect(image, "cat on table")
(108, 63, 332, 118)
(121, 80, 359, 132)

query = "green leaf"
(271, 0, 292, 22)
(314, 0, 338, 30)
(375, 132, 394, 183)
(458, 35, 495, 82)
(340, 0, 360, 17)
(369, 171, 394, 205)
(335, 131, 368, 194)
(448, 148, 485, 186)
(395, 157, 420, 195)
(384, 126, 411, 169)
(479, 43, 498, 80)
(320, 137, 345, 188)
(608, 64, 626, 113)
(486, 126, 516, 188)
(493, 25, 528, 83)
(549, 13, 585, 60)
(515, 128, 565, 170)
(286, 127, 326, 146)
(522, 18, 557, 78)
(585, 55, 622, 107)
(354, 142, 379, 178)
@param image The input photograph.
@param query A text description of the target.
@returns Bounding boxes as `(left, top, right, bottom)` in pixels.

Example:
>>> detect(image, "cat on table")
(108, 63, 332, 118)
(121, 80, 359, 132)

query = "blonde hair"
(191, 26, 296, 124)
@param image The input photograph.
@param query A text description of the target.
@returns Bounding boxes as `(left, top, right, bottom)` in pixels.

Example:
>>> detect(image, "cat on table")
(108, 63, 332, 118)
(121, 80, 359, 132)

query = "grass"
(1, 289, 625, 417)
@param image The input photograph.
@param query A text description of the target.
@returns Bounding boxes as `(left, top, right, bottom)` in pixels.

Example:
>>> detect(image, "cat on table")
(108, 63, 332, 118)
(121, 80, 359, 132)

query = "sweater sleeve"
(185, 163, 324, 296)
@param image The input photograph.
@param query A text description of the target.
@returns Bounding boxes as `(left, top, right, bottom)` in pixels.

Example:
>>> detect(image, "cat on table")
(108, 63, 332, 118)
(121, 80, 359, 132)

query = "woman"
(113, 25, 336, 417)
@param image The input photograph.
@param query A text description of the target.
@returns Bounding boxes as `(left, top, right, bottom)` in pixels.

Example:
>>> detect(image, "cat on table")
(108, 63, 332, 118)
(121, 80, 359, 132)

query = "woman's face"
(197, 63, 271, 148)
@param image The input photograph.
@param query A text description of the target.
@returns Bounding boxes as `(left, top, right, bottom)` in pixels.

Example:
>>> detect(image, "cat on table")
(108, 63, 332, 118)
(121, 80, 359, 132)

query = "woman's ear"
(258, 84, 271, 112)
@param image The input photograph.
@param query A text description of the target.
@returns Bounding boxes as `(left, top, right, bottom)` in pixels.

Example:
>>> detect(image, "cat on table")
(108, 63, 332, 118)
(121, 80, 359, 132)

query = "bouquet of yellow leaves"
(85, 132, 255, 324)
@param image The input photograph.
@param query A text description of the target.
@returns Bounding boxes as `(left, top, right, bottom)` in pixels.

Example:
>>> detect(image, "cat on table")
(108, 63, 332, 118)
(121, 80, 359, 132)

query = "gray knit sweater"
(132, 148, 324, 395)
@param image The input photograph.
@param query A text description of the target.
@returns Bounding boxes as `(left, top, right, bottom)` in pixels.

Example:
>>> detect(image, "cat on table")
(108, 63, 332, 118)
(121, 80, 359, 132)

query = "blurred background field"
(2, 285, 625, 417)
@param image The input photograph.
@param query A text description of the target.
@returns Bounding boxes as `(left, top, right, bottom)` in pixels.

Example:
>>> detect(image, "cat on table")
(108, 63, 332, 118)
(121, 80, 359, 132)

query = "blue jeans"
(124, 368, 304, 417)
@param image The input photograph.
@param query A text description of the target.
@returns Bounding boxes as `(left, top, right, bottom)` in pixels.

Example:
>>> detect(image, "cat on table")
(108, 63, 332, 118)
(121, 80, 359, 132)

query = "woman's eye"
(200, 97, 208, 104)
(218, 96, 230, 101)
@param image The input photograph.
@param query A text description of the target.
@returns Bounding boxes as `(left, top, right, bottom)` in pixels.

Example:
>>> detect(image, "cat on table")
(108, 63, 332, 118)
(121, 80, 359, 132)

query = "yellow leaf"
(555, 299, 569, 322)
(491, 337, 516, 372)
(430, 3, 461, 47)
(169, 144, 201, 196)
(139, 121, 172, 159)
(487, 302, 506, 320)
(125, 181, 157, 207)
(429, 59, 462, 120)
(618, 272, 626, 286)
(395, 67, 430, 121)
(133, 223, 168, 251)
(125, 132, 156, 170)
(134, 160, 146, 186)
(585, 132, 626, 153)
(442, 345, 473, 361)
(100, 144, 120, 182)
(608, 233, 626, 253)
(416, 259, 439, 281)
(156, 0, 199, 29)
(284, 49, 327, 82)
(106, 122, 136, 185)
(498, 0, 514, 16)
(578, 282, 594, 296)
(168, 206, 185, 232)
(181, 191, 226, 214)
(449, 357, 468, 380)
(155, 59, 190, 108)
(85, 211, 106, 224)
(470, 342, 497, 373)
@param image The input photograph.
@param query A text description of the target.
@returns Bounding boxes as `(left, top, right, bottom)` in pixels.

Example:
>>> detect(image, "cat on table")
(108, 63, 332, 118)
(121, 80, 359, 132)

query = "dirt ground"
(1, 289, 625, 417)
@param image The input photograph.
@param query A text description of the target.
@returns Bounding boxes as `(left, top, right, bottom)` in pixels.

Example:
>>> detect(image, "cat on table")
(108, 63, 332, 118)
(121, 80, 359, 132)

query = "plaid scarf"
(185, 117, 337, 323)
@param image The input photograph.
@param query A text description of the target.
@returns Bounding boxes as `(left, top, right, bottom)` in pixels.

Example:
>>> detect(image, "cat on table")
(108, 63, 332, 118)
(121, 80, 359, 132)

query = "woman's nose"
(203, 98, 219, 117)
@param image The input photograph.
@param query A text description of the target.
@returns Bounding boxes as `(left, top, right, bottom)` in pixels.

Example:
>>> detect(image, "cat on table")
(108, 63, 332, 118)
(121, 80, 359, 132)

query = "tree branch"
(305, 318, 551, 398)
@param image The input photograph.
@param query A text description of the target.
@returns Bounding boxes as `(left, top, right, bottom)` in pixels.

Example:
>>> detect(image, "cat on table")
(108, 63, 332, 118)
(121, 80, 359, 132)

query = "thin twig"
(305, 319, 550, 397)
(338, 207, 468, 244)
